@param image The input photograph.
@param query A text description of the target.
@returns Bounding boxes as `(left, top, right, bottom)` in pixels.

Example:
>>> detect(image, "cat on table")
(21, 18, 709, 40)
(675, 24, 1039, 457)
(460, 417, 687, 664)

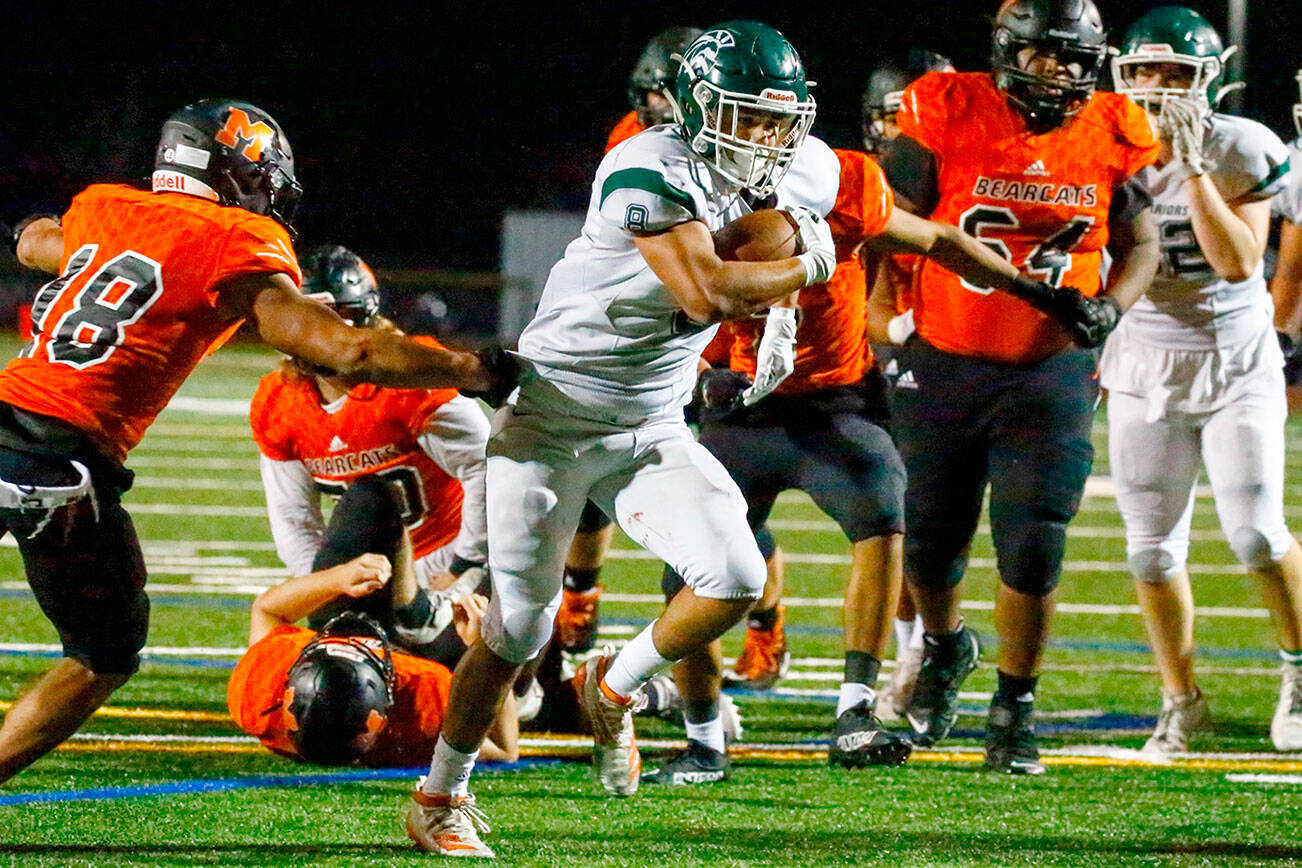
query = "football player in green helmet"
(1111, 4, 1239, 116)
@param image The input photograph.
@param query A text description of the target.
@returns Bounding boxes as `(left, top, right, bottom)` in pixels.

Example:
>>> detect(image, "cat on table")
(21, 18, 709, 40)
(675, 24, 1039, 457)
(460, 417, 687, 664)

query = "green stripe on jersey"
(1246, 158, 1290, 196)
(600, 169, 696, 215)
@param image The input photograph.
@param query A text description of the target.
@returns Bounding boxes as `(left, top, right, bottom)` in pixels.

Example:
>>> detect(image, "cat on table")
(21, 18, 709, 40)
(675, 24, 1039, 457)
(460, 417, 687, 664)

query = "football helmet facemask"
(300, 245, 381, 328)
(629, 26, 705, 127)
(282, 612, 396, 766)
(862, 49, 953, 153)
(1113, 6, 1237, 117)
(991, 0, 1107, 129)
(154, 99, 302, 236)
(671, 20, 816, 198)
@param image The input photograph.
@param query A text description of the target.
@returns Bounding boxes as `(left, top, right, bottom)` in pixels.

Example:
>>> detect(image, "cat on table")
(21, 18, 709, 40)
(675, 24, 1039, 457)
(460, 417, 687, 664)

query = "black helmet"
(283, 612, 395, 765)
(628, 26, 705, 126)
(153, 99, 302, 236)
(300, 245, 381, 327)
(991, 0, 1107, 129)
(862, 49, 953, 152)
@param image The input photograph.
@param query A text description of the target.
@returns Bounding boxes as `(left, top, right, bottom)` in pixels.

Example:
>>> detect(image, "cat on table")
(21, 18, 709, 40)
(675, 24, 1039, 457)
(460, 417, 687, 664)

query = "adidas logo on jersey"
(329, 435, 347, 452)
(1023, 160, 1050, 176)
(896, 370, 918, 390)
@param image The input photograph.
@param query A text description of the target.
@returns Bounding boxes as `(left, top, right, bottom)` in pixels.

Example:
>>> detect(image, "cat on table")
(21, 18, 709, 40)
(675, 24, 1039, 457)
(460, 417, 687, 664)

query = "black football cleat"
(641, 740, 730, 786)
(828, 702, 912, 768)
(905, 624, 980, 747)
(985, 698, 1046, 775)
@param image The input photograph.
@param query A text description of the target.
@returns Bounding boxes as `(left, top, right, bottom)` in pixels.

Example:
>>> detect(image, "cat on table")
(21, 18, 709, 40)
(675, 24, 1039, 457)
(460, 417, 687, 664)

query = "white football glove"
(740, 306, 799, 406)
(1159, 96, 1214, 180)
(887, 308, 916, 345)
(786, 205, 836, 286)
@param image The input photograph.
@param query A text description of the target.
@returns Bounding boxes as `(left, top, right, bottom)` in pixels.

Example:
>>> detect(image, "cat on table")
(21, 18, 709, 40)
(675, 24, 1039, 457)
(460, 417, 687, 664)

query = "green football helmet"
(671, 20, 816, 197)
(629, 26, 704, 126)
(1112, 6, 1238, 114)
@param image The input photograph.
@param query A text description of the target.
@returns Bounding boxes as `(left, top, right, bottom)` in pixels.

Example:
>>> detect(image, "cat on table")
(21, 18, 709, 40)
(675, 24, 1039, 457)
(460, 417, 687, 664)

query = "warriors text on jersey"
(728, 148, 894, 392)
(227, 624, 451, 767)
(517, 125, 839, 421)
(0, 185, 301, 461)
(1119, 114, 1290, 350)
(898, 72, 1158, 364)
(250, 355, 465, 560)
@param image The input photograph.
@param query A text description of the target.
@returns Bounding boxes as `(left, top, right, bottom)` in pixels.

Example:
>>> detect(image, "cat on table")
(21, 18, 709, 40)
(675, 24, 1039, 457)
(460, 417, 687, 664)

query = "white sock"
(893, 618, 913, 653)
(909, 614, 925, 650)
(422, 735, 479, 797)
(837, 682, 876, 717)
(604, 620, 674, 699)
(685, 716, 726, 754)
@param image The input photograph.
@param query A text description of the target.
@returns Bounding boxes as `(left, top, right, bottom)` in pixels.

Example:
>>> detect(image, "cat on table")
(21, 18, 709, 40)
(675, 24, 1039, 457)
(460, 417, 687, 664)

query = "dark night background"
(2, 0, 1298, 277)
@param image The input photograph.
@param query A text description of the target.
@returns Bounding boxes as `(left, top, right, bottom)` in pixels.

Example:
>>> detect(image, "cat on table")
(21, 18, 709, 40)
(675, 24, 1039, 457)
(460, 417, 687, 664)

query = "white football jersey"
(1120, 113, 1290, 350)
(1272, 137, 1302, 226)
(516, 125, 839, 422)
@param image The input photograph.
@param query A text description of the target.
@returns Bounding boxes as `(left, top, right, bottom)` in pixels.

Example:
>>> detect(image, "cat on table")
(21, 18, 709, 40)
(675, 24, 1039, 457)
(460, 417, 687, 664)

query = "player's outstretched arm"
(248, 553, 392, 644)
(217, 274, 494, 391)
(13, 217, 64, 274)
(866, 208, 1019, 292)
(633, 220, 810, 322)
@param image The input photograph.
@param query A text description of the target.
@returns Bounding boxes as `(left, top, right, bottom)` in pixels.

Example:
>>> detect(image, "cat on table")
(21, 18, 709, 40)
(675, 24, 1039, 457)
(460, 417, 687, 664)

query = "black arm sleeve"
(1108, 176, 1152, 226)
(879, 134, 940, 217)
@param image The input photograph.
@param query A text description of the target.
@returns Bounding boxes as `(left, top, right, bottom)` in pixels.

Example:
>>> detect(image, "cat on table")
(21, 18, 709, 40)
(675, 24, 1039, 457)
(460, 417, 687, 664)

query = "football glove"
(462, 345, 521, 407)
(695, 367, 751, 415)
(787, 206, 836, 286)
(1009, 276, 1121, 349)
(1159, 97, 1215, 180)
(741, 306, 799, 406)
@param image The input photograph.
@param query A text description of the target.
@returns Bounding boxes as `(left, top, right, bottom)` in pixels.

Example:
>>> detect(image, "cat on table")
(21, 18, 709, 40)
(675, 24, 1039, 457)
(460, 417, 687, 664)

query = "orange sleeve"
(227, 625, 313, 740)
(827, 150, 894, 253)
(248, 371, 297, 461)
(896, 71, 949, 154)
(205, 215, 302, 308)
(605, 112, 646, 153)
(364, 653, 451, 766)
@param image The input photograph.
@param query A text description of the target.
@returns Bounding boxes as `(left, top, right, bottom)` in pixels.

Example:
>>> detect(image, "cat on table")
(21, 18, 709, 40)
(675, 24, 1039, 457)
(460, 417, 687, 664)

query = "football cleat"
(641, 740, 730, 786)
(574, 653, 644, 796)
(880, 645, 923, 720)
(985, 699, 1045, 775)
(723, 607, 790, 690)
(905, 625, 980, 747)
(405, 791, 495, 858)
(1142, 689, 1210, 755)
(555, 585, 603, 653)
(828, 702, 912, 768)
(1273, 665, 1302, 751)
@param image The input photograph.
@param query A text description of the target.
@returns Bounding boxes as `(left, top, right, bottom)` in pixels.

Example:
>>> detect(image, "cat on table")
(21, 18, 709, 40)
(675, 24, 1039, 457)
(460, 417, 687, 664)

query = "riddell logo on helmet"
(215, 108, 275, 161)
(760, 89, 797, 103)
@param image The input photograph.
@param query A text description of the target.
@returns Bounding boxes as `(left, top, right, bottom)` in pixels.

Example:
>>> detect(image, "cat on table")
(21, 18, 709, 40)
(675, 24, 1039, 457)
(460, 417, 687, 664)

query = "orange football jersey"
(250, 354, 464, 560)
(606, 111, 647, 153)
(227, 624, 452, 767)
(0, 185, 301, 462)
(729, 149, 894, 393)
(898, 72, 1157, 364)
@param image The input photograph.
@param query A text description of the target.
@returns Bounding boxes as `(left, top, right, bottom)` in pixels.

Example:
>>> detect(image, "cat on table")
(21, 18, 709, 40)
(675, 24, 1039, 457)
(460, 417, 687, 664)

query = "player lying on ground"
(0, 99, 512, 785)
(405, 20, 1099, 858)
(229, 552, 518, 766)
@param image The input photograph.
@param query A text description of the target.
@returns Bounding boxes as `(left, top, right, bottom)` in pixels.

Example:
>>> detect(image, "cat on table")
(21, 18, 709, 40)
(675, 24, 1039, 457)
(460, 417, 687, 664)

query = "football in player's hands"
(713, 209, 800, 261)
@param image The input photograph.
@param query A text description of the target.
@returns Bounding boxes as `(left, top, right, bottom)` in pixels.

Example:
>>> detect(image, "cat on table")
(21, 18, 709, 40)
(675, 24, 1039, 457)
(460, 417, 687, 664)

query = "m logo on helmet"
(215, 108, 275, 162)
(684, 29, 736, 78)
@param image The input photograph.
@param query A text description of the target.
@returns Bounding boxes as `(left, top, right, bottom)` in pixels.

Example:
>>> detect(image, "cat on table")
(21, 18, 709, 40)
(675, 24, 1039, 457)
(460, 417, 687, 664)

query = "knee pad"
(481, 574, 562, 665)
(1126, 547, 1183, 584)
(1228, 526, 1286, 570)
(676, 537, 766, 601)
(577, 500, 613, 533)
(992, 516, 1068, 597)
(904, 532, 969, 590)
(65, 588, 149, 676)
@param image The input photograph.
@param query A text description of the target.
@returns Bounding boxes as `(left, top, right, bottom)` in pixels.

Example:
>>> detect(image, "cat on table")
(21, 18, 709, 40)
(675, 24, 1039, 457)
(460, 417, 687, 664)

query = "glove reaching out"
(1159, 96, 1214, 180)
(1008, 276, 1121, 349)
(786, 206, 836, 286)
(740, 306, 799, 406)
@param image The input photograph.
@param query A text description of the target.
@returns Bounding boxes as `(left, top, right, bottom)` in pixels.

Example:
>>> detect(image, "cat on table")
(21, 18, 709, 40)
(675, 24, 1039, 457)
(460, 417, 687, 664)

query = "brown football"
(713, 209, 800, 261)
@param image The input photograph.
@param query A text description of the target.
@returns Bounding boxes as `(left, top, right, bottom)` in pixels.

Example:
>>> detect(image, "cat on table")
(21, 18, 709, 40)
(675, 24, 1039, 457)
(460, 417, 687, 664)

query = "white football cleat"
(405, 790, 495, 858)
(1142, 689, 1209, 755)
(1271, 665, 1302, 750)
(880, 645, 923, 721)
(574, 652, 644, 796)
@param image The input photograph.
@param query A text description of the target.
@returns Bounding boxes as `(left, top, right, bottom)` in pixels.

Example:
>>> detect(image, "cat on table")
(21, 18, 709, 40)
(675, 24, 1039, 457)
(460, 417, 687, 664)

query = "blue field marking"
(0, 648, 236, 670)
(0, 758, 561, 807)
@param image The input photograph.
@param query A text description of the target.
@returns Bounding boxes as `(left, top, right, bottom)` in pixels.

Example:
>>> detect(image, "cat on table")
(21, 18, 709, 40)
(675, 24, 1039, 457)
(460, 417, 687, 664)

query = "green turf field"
(2, 336, 1302, 866)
